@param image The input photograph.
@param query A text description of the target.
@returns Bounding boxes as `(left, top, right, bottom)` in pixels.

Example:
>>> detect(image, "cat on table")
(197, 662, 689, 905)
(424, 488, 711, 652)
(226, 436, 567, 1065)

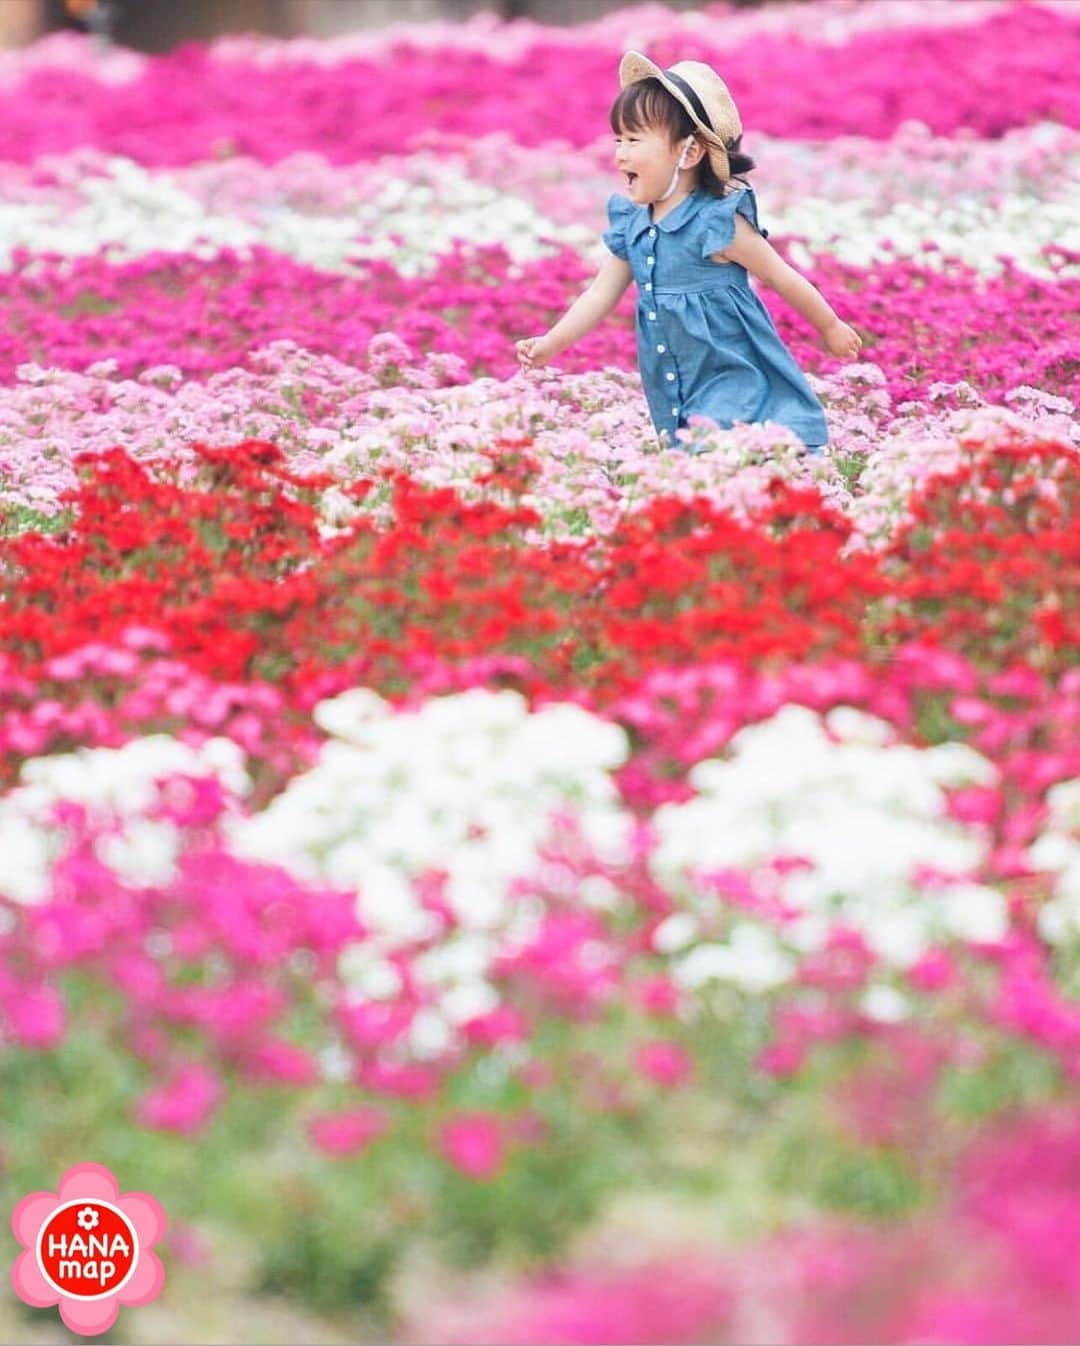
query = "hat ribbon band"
(663, 69, 716, 135)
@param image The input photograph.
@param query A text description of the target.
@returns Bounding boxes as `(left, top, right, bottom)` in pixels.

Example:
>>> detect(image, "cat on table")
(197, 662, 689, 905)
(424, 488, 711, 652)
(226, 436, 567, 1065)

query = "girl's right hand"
(516, 336, 554, 371)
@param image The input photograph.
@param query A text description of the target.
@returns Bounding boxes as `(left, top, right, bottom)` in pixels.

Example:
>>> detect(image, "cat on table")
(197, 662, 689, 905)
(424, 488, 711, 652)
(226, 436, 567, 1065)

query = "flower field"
(0, 1, 1077, 1341)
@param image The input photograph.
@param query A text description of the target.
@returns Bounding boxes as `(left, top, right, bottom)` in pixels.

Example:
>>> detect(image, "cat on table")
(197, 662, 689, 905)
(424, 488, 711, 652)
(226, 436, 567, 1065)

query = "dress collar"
(626, 189, 708, 248)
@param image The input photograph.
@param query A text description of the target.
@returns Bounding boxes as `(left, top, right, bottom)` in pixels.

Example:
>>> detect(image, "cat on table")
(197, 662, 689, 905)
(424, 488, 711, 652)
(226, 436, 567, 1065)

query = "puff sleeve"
(699, 187, 769, 260)
(602, 193, 634, 261)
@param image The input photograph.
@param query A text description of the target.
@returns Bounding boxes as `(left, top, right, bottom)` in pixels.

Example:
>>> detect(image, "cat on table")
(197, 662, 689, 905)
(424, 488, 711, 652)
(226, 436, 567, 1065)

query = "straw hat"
(618, 51, 742, 181)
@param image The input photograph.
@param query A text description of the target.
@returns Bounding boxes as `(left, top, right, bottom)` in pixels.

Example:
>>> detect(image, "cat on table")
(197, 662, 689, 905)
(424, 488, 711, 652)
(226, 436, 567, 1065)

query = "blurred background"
(1, 0, 788, 52)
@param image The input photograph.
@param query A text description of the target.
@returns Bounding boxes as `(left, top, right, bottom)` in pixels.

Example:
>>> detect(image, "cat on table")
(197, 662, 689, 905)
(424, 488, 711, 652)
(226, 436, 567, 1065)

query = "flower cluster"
(0, 4, 1075, 165)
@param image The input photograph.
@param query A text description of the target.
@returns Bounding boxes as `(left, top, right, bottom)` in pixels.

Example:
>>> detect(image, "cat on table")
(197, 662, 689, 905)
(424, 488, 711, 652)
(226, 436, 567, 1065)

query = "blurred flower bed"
(0, 2, 1077, 1342)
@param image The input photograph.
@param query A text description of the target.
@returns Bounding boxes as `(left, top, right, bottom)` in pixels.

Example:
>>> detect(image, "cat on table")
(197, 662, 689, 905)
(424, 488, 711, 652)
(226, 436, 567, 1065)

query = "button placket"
(639, 229, 678, 429)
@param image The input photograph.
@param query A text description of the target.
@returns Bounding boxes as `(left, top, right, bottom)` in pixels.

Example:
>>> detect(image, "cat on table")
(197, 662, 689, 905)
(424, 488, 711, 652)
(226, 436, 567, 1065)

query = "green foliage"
(0, 504, 72, 538)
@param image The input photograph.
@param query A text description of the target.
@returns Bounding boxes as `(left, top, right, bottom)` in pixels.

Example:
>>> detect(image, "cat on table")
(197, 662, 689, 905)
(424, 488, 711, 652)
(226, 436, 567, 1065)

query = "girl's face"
(613, 124, 695, 204)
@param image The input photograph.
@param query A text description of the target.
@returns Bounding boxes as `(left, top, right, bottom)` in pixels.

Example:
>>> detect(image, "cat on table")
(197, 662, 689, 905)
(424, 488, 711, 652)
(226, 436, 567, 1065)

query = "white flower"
(1044, 778, 1080, 830)
(95, 818, 181, 888)
(674, 923, 794, 992)
(0, 825, 53, 904)
(0, 736, 250, 903)
(226, 688, 633, 1000)
(440, 981, 500, 1025)
(860, 904, 931, 968)
(1026, 777, 1080, 945)
(336, 948, 402, 1000)
(652, 912, 699, 953)
(409, 1008, 452, 1060)
(860, 985, 911, 1023)
(940, 883, 1009, 944)
(825, 705, 894, 746)
(653, 706, 998, 967)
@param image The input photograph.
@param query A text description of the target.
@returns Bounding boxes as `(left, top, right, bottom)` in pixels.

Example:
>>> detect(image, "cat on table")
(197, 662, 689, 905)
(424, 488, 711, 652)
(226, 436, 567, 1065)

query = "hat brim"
(618, 49, 732, 177)
(619, 50, 665, 91)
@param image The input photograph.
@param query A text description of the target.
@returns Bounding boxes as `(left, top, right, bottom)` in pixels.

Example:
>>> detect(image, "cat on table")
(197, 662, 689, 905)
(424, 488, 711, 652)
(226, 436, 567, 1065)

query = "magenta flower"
(134, 1062, 222, 1135)
(307, 1106, 389, 1158)
(438, 1112, 505, 1181)
(10, 1162, 166, 1336)
(634, 1040, 693, 1089)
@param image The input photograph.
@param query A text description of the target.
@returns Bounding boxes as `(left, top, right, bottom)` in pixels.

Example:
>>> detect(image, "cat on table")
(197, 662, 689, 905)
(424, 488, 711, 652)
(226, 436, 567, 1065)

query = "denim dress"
(603, 186, 829, 451)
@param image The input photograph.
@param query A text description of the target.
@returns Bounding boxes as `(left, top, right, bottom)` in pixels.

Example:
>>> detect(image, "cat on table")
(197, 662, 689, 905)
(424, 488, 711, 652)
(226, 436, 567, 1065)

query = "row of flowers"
(0, 4, 1074, 166)
(0, 241, 1074, 404)
(2, 336, 1075, 550)
(1, 436, 1075, 1109)
(5, 0, 1026, 84)
(0, 121, 1074, 278)
(406, 1106, 1080, 1343)
(2, 673, 1075, 1108)
(3, 432, 1075, 711)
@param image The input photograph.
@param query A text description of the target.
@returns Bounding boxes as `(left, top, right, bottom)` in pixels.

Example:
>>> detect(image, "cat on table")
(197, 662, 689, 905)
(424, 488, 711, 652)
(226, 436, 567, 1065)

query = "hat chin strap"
(656, 141, 693, 202)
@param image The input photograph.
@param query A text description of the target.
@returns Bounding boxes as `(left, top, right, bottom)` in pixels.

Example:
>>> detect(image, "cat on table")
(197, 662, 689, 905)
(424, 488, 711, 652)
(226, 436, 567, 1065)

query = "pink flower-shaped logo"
(11, 1162, 166, 1336)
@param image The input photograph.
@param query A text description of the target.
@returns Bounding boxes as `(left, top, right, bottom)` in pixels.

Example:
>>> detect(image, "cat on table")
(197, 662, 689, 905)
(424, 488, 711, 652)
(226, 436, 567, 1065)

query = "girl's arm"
(715, 216, 863, 359)
(517, 253, 634, 370)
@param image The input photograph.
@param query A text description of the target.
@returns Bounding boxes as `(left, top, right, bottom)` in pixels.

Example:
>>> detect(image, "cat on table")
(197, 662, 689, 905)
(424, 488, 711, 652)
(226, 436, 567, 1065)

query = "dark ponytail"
(695, 134, 755, 197)
(726, 134, 756, 182)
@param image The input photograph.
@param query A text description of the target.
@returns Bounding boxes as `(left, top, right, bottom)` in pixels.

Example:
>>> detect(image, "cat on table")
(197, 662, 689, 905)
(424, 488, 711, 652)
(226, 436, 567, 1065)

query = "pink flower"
(3, 984, 65, 1048)
(946, 786, 1001, 826)
(462, 1004, 528, 1046)
(339, 998, 415, 1049)
(634, 1040, 693, 1089)
(245, 1038, 319, 1086)
(438, 1112, 505, 1181)
(632, 976, 681, 1017)
(908, 949, 957, 992)
(756, 1040, 806, 1077)
(307, 1106, 388, 1158)
(11, 1162, 166, 1337)
(134, 1063, 222, 1135)
(356, 1059, 441, 1101)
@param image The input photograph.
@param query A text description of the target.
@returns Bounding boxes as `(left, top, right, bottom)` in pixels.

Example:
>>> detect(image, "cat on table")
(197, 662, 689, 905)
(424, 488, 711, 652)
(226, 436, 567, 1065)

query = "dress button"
(666, 372, 676, 382)
(657, 344, 666, 353)
(648, 227, 657, 238)
(646, 256, 655, 266)
(648, 311, 657, 320)
(644, 282, 652, 291)
(672, 406, 679, 416)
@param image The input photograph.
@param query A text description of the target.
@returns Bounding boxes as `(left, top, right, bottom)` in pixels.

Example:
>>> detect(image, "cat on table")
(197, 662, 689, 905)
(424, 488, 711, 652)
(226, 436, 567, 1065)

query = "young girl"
(516, 52, 862, 452)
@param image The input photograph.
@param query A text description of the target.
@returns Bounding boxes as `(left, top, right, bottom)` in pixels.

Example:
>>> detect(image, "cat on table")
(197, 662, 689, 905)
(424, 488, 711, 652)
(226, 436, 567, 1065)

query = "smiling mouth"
(625, 172, 638, 187)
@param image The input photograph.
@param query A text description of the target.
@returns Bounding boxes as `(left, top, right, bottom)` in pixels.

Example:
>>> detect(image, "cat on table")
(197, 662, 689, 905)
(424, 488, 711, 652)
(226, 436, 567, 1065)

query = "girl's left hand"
(822, 320, 863, 359)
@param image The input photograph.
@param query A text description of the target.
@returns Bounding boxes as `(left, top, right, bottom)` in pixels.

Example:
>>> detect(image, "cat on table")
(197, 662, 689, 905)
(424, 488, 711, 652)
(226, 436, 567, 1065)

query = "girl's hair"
(609, 78, 755, 196)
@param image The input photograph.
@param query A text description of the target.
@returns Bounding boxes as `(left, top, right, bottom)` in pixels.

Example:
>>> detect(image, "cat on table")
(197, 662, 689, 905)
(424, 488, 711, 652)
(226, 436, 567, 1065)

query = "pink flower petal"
(11, 1250, 58, 1308)
(118, 1192, 167, 1248)
(118, 1249, 165, 1308)
(59, 1295, 119, 1337)
(11, 1192, 59, 1248)
(57, 1162, 119, 1205)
